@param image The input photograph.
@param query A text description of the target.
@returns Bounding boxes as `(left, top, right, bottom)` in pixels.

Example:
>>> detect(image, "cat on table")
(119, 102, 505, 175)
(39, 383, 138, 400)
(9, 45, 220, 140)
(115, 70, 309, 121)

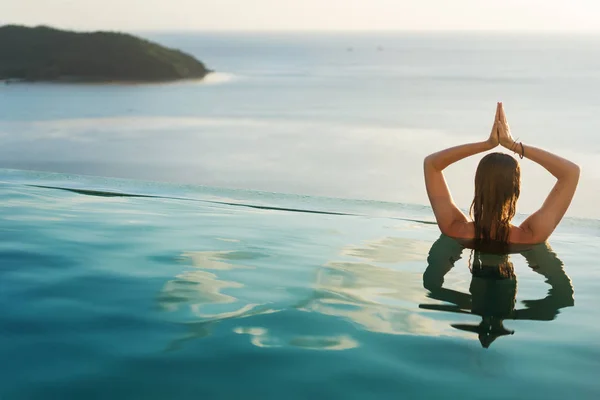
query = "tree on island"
(0, 25, 211, 82)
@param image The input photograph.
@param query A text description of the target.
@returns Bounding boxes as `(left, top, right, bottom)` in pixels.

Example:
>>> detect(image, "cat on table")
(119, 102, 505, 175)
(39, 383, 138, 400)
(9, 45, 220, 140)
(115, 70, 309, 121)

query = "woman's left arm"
(424, 103, 500, 236)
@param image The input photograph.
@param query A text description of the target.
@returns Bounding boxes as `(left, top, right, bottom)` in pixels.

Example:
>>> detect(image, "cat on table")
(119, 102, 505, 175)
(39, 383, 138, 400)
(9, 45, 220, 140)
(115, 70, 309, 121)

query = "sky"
(2, 0, 600, 32)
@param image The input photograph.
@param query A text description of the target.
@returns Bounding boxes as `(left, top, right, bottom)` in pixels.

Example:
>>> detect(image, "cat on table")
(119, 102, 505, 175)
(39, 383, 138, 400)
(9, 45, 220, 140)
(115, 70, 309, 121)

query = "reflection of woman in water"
(424, 102, 579, 249)
(421, 235, 574, 348)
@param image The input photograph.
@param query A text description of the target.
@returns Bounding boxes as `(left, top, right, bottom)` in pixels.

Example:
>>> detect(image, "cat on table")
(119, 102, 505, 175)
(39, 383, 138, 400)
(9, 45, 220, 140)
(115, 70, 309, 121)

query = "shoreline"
(1, 72, 214, 86)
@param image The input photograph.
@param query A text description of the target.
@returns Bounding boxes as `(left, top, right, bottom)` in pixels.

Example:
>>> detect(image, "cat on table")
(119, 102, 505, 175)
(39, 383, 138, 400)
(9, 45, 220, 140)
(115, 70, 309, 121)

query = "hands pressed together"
(487, 102, 520, 153)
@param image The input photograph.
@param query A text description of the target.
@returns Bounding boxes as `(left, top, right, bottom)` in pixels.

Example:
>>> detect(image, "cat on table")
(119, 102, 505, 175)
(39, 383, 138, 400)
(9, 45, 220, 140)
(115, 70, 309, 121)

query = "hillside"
(0, 25, 211, 82)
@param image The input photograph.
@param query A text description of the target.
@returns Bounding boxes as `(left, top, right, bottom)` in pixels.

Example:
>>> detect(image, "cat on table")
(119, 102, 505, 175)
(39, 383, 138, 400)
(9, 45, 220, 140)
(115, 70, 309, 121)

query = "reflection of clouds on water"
(234, 326, 359, 351)
(159, 234, 477, 352)
(159, 247, 367, 351)
(302, 236, 470, 338)
(158, 250, 256, 314)
(234, 327, 277, 348)
(165, 305, 281, 352)
(159, 249, 281, 351)
(343, 236, 430, 263)
(313, 261, 423, 305)
(302, 261, 459, 337)
(288, 335, 358, 351)
(159, 268, 242, 312)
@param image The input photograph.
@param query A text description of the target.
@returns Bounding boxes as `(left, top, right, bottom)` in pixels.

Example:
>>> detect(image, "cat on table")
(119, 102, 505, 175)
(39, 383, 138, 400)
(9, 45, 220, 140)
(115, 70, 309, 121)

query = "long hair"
(470, 153, 521, 245)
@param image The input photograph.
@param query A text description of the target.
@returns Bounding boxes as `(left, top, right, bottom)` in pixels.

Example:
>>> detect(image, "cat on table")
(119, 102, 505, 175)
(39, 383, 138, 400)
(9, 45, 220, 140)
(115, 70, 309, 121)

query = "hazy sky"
(3, 0, 599, 32)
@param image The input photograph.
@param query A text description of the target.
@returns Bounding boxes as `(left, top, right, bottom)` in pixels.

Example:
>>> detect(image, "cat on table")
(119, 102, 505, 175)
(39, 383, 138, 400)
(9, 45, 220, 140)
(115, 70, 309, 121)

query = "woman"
(424, 103, 580, 247)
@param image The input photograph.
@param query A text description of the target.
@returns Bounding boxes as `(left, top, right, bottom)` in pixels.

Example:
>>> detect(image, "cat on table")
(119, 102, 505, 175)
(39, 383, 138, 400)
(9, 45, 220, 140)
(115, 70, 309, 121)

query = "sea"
(1, 32, 599, 399)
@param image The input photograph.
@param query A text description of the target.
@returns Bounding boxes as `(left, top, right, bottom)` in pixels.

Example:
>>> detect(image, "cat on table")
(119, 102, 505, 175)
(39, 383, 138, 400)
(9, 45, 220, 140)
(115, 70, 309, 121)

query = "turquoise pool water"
(1, 169, 599, 399)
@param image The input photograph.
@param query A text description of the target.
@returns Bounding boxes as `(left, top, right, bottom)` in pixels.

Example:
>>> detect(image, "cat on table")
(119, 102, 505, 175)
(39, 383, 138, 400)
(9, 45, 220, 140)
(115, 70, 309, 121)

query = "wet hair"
(470, 153, 521, 245)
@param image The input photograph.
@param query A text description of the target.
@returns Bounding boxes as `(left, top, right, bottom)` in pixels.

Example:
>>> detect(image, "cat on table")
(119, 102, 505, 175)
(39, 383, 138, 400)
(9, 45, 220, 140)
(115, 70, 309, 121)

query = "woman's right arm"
(498, 104, 580, 243)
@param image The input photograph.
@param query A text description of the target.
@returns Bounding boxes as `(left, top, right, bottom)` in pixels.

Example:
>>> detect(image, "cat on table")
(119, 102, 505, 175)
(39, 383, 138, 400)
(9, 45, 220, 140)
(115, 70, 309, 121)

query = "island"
(0, 25, 211, 83)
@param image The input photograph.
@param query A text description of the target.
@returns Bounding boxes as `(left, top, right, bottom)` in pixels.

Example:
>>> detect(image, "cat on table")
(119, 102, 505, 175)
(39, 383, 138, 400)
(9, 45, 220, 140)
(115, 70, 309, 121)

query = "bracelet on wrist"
(519, 142, 525, 159)
(510, 139, 524, 159)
